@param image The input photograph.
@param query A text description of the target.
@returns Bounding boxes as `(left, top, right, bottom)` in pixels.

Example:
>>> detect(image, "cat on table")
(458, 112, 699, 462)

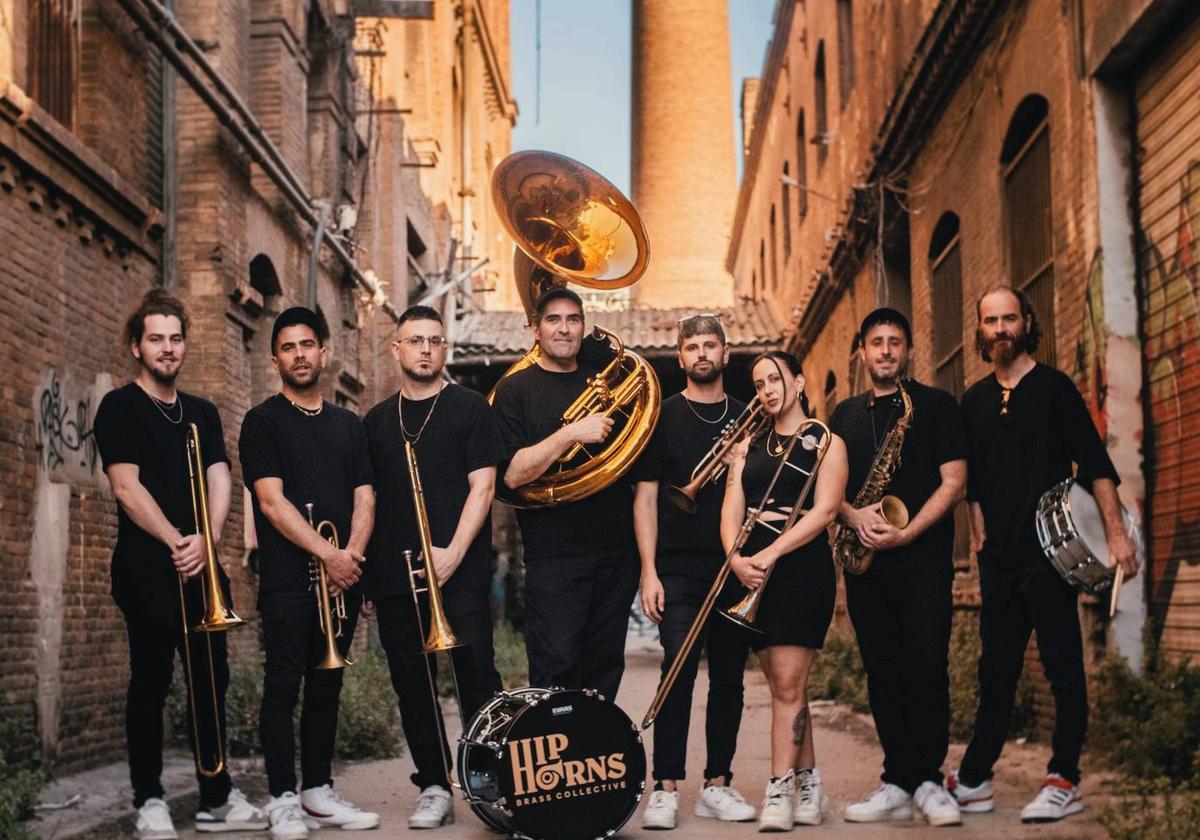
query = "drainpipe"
(160, 0, 177, 288)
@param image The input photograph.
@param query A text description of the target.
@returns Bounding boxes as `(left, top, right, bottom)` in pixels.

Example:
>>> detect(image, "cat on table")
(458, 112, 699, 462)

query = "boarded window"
(1001, 95, 1055, 364)
(782, 163, 792, 260)
(759, 241, 767, 299)
(815, 42, 829, 165)
(795, 110, 809, 217)
(930, 213, 964, 399)
(836, 0, 855, 109)
(28, 0, 79, 127)
(769, 204, 779, 289)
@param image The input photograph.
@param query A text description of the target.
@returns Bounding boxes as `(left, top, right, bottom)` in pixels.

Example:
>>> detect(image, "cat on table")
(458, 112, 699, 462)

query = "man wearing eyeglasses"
(362, 305, 503, 829)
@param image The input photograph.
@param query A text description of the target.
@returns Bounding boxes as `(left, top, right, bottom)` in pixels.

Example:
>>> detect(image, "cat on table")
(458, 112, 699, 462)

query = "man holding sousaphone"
(632, 314, 755, 830)
(239, 307, 378, 838)
(827, 308, 967, 827)
(362, 304, 503, 830)
(95, 289, 266, 839)
(950, 286, 1138, 823)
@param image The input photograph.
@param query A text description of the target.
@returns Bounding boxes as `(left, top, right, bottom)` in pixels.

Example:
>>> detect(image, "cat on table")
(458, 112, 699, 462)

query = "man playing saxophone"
(95, 288, 267, 839)
(239, 307, 378, 838)
(363, 305, 503, 830)
(827, 308, 967, 827)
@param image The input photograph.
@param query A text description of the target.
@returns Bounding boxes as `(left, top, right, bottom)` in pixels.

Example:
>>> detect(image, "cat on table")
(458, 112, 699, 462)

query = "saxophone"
(833, 380, 914, 575)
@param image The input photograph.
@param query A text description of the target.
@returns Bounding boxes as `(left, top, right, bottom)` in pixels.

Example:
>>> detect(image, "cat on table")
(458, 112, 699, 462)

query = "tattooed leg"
(792, 704, 811, 747)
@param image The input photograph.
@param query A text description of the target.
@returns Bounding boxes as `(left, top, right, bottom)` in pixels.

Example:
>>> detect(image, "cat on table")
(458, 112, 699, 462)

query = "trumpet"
(181, 422, 242, 777)
(304, 503, 351, 670)
(642, 418, 829, 729)
(667, 399, 770, 514)
(403, 440, 465, 789)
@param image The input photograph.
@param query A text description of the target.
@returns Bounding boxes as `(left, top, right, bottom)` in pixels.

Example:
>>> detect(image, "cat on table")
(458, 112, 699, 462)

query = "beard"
(140, 354, 180, 385)
(401, 361, 440, 383)
(280, 363, 321, 390)
(867, 356, 906, 386)
(685, 359, 724, 385)
(985, 326, 1028, 363)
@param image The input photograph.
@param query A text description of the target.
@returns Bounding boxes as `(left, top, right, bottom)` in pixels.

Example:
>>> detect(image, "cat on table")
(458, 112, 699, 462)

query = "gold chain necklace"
(682, 394, 729, 426)
(399, 382, 446, 444)
(286, 396, 323, 417)
(139, 384, 183, 425)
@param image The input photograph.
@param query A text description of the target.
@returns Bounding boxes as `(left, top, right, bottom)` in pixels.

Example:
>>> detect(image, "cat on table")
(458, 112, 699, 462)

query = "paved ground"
(36, 632, 1111, 839)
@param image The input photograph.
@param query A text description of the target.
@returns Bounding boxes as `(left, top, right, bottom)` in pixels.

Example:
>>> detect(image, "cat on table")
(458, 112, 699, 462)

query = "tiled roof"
(449, 301, 783, 365)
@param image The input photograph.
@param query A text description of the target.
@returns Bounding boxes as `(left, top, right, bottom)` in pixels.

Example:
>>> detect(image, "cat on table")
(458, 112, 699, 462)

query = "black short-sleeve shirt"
(239, 395, 375, 593)
(490, 364, 635, 560)
(630, 392, 747, 578)
(961, 363, 1119, 566)
(828, 378, 967, 572)
(363, 384, 503, 600)
(94, 383, 229, 577)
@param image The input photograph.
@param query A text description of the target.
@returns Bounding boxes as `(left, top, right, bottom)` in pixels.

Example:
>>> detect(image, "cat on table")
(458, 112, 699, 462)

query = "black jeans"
(259, 588, 361, 797)
(115, 572, 232, 809)
(523, 548, 640, 699)
(652, 573, 749, 783)
(960, 558, 1086, 786)
(845, 564, 953, 793)
(375, 586, 502, 790)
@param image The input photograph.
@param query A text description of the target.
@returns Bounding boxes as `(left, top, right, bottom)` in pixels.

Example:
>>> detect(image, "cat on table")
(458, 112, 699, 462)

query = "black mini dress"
(737, 428, 836, 650)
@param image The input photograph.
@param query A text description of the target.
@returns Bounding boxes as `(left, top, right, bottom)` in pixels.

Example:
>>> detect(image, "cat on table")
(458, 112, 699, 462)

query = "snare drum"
(1035, 479, 1142, 595)
(458, 688, 646, 840)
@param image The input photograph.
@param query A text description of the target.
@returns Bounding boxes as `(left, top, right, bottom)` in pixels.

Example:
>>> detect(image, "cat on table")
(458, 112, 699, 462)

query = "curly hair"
(123, 287, 189, 346)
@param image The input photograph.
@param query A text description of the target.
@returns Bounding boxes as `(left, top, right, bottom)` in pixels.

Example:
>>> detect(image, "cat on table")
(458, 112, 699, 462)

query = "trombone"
(403, 440, 465, 789)
(304, 503, 351, 670)
(642, 418, 830, 730)
(667, 399, 769, 514)
(181, 422, 243, 777)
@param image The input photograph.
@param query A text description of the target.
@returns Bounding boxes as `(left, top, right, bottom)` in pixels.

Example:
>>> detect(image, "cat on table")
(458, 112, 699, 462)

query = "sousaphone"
(490, 150, 661, 507)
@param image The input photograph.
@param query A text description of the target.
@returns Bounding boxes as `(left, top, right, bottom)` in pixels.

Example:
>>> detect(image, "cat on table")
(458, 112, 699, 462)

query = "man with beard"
(633, 314, 755, 830)
(948, 286, 1137, 823)
(95, 289, 268, 840)
(828, 308, 967, 827)
(239, 307, 378, 839)
(362, 305, 503, 829)
(491, 287, 639, 699)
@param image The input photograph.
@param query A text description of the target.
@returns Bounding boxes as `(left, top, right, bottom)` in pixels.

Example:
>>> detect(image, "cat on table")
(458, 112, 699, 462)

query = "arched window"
(929, 213, 964, 398)
(769, 204, 779, 289)
(249, 254, 282, 299)
(795, 110, 809, 217)
(1001, 94, 1055, 364)
(759, 241, 767, 299)
(814, 42, 828, 165)
(836, 1, 855, 108)
(782, 162, 792, 260)
(824, 371, 838, 416)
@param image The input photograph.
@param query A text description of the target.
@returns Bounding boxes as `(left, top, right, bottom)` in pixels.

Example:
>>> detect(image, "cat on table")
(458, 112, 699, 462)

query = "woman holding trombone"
(722, 351, 847, 831)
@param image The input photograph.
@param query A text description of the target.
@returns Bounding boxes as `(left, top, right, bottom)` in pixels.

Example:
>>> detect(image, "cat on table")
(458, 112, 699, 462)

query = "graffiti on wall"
(1073, 251, 1108, 437)
(1141, 160, 1200, 648)
(35, 370, 98, 475)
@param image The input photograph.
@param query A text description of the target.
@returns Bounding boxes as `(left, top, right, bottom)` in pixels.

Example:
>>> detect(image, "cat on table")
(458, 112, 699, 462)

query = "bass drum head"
(499, 689, 645, 840)
(1068, 480, 1111, 564)
(459, 688, 547, 834)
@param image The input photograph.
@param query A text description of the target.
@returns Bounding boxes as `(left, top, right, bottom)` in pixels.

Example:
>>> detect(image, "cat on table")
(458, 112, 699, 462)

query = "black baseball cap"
(859, 307, 913, 347)
(271, 306, 329, 352)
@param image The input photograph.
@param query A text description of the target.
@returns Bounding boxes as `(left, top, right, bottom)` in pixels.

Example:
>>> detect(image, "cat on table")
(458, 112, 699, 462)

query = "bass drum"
(1035, 478, 1143, 594)
(458, 688, 646, 840)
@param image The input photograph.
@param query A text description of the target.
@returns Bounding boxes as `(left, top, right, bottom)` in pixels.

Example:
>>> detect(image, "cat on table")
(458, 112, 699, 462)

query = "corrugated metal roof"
(450, 301, 783, 365)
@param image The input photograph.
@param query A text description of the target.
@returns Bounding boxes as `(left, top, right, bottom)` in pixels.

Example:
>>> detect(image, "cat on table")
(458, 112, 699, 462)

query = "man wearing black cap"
(491, 287, 640, 700)
(239, 307, 378, 838)
(828, 308, 967, 827)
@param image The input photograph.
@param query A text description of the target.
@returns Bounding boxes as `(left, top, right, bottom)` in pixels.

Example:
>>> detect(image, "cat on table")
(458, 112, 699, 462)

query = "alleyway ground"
(37, 632, 1109, 840)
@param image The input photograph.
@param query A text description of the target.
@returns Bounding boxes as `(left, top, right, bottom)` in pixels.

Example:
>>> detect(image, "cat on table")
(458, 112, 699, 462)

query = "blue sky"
(509, 0, 778, 195)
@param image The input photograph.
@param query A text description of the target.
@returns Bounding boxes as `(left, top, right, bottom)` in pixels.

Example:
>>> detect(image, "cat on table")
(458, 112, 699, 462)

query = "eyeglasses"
(677, 313, 722, 326)
(398, 335, 448, 349)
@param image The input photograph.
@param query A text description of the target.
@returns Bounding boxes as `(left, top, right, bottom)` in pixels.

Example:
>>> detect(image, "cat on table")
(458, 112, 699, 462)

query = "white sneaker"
(136, 798, 178, 840)
(694, 784, 756, 821)
(409, 785, 454, 829)
(914, 781, 962, 827)
(945, 769, 995, 813)
(843, 783, 913, 822)
(195, 787, 269, 833)
(757, 772, 795, 832)
(301, 784, 381, 830)
(642, 789, 679, 829)
(1020, 775, 1083, 823)
(266, 793, 309, 840)
(792, 768, 826, 826)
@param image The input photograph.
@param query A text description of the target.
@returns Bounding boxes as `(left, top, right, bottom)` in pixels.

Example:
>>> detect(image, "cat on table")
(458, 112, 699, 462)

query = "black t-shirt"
(363, 384, 503, 600)
(491, 364, 636, 560)
(961, 363, 1119, 567)
(239, 395, 375, 593)
(94, 384, 230, 575)
(828, 379, 967, 572)
(631, 393, 747, 577)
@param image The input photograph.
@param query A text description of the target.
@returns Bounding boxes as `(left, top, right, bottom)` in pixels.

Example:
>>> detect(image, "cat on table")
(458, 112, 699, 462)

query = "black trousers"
(375, 586, 502, 790)
(845, 564, 953, 793)
(960, 558, 1086, 786)
(259, 587, 361, 797)
(115, 571, 232, 809)
(523, 548, 640, 700)
(652, 573, 749, 783)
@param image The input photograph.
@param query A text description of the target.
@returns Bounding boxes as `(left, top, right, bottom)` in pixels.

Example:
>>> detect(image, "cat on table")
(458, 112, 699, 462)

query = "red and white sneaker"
(944, 770, 994, 813)
(1020, 775, 1083, 823)
(301, 784, 380, 830)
